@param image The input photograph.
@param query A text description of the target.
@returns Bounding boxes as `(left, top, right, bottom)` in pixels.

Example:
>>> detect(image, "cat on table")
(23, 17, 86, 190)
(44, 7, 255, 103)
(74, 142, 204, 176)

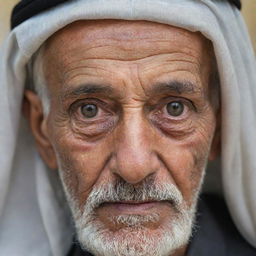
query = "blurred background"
(0, 0, 255, 53)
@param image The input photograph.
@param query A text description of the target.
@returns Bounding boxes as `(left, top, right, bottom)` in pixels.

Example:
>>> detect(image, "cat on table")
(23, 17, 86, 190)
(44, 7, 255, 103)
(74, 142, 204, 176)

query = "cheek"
(50, 128, 112, 207)
(157, 120, 215, 205)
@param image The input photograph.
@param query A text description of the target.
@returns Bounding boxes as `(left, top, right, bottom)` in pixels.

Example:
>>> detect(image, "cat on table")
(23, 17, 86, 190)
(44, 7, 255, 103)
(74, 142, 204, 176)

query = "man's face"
(29, 20, 218, 256)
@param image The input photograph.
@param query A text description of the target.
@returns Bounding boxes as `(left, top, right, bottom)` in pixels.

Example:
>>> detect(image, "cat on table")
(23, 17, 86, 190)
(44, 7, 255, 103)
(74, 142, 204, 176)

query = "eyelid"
(69, 98, 119, 126)
(163, 101, 187, 117)
(157, 96, 197, 112)
(148, 98, 195, 124)
(168, 99, 195, 111)
(69, 98, 108, 113)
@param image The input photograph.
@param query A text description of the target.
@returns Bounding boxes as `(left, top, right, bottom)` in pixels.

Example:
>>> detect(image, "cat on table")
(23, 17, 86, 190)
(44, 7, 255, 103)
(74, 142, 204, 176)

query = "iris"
(81, 104, 98, 118)
(166, 102, 184, 116)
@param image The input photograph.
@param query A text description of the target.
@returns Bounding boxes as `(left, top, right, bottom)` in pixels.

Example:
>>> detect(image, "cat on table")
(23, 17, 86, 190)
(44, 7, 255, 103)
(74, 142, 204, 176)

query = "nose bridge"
(113, 109, 156, 184)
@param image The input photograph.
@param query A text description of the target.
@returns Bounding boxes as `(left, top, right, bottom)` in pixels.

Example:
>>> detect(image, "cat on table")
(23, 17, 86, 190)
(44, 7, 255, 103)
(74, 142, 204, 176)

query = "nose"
(110, 111, 159, 184)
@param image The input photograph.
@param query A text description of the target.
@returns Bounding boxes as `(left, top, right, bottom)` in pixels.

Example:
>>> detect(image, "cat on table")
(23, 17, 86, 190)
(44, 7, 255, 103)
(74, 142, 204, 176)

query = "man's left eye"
(166, 101, 184, 117)
(80, 104, 98, 118)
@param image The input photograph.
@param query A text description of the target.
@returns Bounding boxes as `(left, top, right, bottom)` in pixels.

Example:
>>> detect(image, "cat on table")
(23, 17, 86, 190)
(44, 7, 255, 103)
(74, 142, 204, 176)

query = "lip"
(100, 200, 170, 213)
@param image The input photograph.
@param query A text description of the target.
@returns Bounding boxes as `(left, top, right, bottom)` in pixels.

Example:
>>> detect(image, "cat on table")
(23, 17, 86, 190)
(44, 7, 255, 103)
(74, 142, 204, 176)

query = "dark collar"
(187, 195, 256, 256)
(186, 197, 226, 256)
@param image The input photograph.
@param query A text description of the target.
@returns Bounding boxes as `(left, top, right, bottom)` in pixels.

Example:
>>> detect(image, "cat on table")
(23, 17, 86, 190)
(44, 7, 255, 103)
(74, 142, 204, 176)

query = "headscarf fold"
(10, 0, 242, 29)
(0, 0, 255, 255)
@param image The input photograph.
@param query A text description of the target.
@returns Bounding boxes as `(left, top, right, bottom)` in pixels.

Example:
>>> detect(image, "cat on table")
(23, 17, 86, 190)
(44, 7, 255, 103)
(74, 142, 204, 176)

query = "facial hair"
(58, 171, 204, 256)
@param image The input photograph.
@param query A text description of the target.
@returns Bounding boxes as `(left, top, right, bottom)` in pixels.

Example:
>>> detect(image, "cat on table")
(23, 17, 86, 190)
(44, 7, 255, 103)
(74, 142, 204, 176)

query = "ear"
(208, 110, 221, 161)
(23, 90, 57, 170)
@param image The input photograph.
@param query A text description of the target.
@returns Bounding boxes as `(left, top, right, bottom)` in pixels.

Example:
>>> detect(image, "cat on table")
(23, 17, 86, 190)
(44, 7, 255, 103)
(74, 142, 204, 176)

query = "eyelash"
(154, 96, 195, 111)
(70, 98, 105, 113)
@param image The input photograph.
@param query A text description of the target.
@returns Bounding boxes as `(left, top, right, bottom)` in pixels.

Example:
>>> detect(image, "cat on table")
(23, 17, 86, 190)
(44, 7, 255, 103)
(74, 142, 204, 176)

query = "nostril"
(113, 172, 156, 187)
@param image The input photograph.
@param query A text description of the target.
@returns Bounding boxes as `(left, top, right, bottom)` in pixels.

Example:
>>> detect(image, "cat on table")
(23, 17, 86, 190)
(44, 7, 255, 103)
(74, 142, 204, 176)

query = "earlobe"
(23, 90, 58, 170)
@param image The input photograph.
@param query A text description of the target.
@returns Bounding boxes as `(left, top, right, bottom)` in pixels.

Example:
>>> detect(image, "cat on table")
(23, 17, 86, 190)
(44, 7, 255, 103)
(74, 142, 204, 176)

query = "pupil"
(167, 102, 184, 116)
(81, 104, 98, 118)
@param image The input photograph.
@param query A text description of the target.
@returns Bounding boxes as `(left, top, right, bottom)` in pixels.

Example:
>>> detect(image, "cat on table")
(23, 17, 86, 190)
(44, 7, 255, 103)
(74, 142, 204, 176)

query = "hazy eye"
(81, 104, 98, 118)
(166, 101, 184, 117)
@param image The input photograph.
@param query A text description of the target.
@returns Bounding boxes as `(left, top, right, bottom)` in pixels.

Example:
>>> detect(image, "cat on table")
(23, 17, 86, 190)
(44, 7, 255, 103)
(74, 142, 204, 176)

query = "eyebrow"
(61, 80, 200, 101)
(62, 83, 115, 100)
(151, 81, 200, 96)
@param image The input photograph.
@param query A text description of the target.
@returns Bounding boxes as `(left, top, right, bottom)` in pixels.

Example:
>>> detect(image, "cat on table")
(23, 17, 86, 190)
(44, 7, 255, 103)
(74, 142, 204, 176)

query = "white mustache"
(84, 177, 183, 214)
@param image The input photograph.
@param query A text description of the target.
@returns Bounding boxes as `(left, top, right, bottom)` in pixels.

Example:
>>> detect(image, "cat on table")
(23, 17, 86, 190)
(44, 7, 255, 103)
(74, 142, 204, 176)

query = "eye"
(166, 101, 184, 117)
(81, 104, 98, 118)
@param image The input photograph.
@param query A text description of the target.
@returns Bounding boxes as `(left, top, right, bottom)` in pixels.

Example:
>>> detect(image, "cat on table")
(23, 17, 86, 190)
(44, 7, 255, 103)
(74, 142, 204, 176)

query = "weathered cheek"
(164, 148, 199, 201)
(172, 149, 206, 205)
(50, 128, 111, 207)
(184, 122, 216, 199)
(157, 120, 214, 205)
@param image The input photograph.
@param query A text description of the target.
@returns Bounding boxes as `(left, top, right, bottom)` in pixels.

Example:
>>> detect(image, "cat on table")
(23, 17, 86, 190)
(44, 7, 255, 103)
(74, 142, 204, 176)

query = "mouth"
(99, 200, 172, 214)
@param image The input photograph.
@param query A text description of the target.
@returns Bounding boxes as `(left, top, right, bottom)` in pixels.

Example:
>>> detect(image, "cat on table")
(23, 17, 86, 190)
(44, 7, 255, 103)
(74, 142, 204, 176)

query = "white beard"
(58, 169, 205, 256)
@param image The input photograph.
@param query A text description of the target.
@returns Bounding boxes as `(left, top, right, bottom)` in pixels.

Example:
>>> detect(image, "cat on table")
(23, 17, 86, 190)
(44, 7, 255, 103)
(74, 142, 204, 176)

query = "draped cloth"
(0, 0, 255, 255)
(10, 0, 242, 28)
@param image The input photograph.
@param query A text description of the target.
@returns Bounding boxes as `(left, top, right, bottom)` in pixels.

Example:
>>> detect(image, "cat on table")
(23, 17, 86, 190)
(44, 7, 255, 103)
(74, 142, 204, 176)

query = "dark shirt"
(68, 194, 256, 256)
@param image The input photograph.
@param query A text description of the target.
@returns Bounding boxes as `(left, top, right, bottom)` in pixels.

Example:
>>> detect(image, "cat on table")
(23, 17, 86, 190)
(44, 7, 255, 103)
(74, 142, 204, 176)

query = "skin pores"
(26, 20, 219, 256)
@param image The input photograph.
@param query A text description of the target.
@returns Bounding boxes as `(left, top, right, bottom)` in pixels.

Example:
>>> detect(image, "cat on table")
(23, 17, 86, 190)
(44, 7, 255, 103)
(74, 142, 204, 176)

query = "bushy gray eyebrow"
(61, 80, 201, 101)
(151, 81, 200, 95)
(62, 83, 114, 100)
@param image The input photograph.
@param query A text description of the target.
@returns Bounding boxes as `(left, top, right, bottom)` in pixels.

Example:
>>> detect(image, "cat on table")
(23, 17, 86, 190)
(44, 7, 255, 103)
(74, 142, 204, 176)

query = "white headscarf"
(0, 0, 255, 255)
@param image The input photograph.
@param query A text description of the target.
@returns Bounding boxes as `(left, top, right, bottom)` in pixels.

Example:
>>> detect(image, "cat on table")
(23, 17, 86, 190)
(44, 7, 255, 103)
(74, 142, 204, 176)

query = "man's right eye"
(80, 104, 98, 118)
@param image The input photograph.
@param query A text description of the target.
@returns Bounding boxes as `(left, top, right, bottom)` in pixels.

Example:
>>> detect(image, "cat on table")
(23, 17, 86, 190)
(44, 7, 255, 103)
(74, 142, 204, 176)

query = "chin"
(75, 203, 195, 256)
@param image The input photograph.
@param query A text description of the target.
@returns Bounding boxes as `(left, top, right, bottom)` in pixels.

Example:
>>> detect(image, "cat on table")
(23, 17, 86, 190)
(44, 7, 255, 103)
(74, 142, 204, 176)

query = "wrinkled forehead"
(47, 19, 208, 43)
(38, 19, 217, 107)
(43, 19, 214, 66)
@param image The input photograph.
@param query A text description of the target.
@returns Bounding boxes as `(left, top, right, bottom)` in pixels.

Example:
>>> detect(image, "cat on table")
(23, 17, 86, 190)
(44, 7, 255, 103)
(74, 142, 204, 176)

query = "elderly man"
(0, 0, 256, 255)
